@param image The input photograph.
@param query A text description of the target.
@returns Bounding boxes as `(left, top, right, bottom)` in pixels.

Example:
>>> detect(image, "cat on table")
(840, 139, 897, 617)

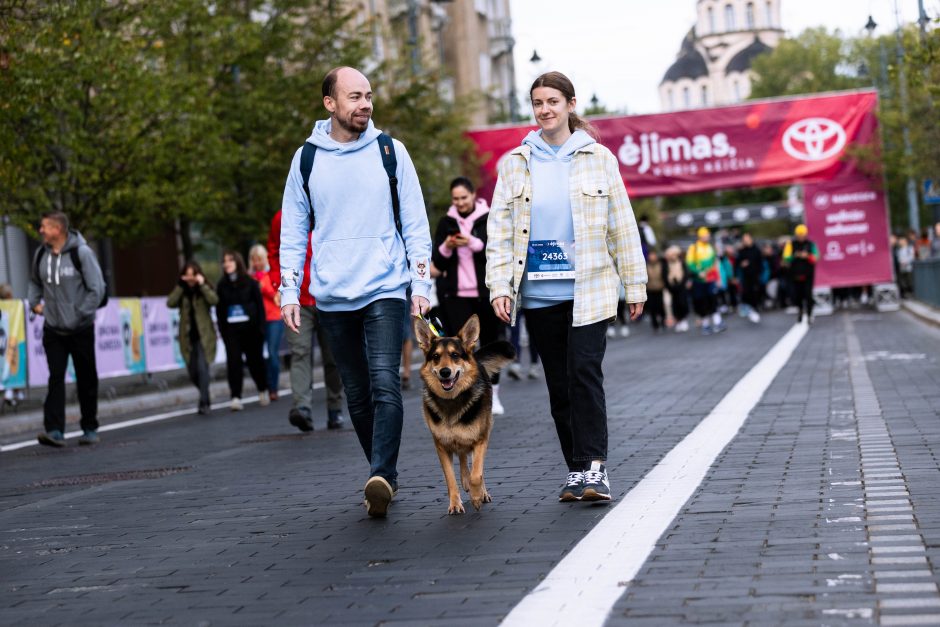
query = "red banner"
(803, 175, 894, 289)
(467, 90, 879, 200)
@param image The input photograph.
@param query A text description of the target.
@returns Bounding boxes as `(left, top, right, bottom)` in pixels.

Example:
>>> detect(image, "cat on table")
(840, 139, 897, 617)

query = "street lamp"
(864, 15, 877, 35)
(529, 49, 541, 64)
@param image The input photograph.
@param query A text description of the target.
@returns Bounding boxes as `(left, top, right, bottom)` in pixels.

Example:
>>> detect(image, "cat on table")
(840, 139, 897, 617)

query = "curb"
(902, 299, 940, 328)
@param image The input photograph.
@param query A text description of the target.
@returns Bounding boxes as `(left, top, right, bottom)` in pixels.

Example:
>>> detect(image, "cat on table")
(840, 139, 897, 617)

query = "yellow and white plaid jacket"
(485, 141, 648, 327)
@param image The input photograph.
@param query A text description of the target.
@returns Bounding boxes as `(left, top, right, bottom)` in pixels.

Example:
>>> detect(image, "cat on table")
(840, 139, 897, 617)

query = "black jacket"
(431, 212, 490, 301)
(737, 245, 764, 282)
(215, 274, 264, 337)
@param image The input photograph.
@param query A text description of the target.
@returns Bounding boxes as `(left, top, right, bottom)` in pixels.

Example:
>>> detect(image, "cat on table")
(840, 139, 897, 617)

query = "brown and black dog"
(414, 315, 515, 514)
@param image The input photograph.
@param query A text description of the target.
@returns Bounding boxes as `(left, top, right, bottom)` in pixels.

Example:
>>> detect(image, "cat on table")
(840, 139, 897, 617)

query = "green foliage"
(0, 0, 478, 251)
(750, 28, 865, 98)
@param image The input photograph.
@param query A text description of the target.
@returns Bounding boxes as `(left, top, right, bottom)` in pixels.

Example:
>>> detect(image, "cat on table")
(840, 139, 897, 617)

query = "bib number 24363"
(527, 240, 575, 281)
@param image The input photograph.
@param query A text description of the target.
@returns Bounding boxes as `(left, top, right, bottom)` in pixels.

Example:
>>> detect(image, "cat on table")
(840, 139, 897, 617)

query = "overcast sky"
(509, 0, 937, 116)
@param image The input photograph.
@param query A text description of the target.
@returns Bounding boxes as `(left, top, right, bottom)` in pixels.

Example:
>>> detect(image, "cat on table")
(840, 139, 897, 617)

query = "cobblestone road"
(1, 310, 938, 626)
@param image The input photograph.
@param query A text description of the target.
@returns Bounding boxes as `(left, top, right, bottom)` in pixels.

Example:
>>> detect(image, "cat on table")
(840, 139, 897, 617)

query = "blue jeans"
(317, 298, 406, 485)
(265, 320, 285, 392)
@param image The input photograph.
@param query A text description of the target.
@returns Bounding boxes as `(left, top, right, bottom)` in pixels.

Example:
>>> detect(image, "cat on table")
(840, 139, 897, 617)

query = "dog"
(414, 314, 515, 514)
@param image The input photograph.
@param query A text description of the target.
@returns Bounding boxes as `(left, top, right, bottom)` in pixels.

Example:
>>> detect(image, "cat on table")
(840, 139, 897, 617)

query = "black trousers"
(187, 339, 211, 409)
(43, 325, 98, 434)
(666, 284, 689, 321)
(647, 290, 665, 329)
(524, 302, 608, 472)
(792, 279, 814, 320)
(691, 281, 717, 318)
(221, 324, 267, 399)
(442, 296, 506, 384)
(741, 277, 762, 310)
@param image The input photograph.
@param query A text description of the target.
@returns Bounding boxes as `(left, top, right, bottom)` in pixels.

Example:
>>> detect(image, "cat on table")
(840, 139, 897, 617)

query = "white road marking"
(500, 322, 808, 627)
(2, 362, 428, 453)
(0, 387, 294, 452)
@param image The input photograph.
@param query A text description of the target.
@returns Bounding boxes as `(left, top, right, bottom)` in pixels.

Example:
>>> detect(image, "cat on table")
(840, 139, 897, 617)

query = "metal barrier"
(912, 258, 940, 308)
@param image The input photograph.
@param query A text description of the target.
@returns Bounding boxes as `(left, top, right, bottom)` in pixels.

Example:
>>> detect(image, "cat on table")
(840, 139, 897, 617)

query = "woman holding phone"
(432, 177, 506, 414)
(486, 71, 647, 502)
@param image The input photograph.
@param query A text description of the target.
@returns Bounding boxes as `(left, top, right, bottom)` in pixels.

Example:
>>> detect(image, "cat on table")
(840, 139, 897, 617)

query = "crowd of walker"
(22, 67, 940, 517)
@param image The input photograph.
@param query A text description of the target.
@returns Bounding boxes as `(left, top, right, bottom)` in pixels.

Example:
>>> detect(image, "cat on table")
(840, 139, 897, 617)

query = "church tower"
(660, 0, 783, 111)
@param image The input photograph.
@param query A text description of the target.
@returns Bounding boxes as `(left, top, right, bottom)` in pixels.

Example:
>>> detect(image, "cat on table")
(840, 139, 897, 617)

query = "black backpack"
(32, 246, 109, 308)
(298, 133, 403, 240)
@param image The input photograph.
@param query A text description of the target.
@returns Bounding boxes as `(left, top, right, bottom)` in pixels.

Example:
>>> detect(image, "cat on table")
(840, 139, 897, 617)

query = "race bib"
(527, 240, 575, 281)
(227, 304, 249, 323)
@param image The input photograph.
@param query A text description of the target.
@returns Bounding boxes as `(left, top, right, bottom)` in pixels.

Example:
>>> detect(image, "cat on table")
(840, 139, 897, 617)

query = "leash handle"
(413, 314, 444, 338)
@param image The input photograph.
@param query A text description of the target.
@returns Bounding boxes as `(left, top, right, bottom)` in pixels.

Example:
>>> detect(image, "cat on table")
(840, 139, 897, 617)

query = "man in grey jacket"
(27, 212, 106, 447)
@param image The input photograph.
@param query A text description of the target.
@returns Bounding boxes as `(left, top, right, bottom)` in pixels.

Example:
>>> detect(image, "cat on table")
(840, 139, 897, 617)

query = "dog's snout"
(439, 367, 452, 379)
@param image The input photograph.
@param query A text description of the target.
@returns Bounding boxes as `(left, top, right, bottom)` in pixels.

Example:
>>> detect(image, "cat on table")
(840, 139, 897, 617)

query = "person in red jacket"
(268, 210, 345, 430)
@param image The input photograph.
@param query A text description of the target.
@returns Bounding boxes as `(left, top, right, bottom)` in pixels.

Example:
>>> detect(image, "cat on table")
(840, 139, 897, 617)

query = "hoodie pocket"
(312, 236, 400, 302)
(581, 181, 609, 227)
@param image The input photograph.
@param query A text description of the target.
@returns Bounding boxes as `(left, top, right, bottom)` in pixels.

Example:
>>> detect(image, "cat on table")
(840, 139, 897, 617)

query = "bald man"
(278, 67, 433, 517)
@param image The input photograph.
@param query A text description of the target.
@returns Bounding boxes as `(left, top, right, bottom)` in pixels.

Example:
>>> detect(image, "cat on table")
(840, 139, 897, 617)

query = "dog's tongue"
(441, 378, 455, 391)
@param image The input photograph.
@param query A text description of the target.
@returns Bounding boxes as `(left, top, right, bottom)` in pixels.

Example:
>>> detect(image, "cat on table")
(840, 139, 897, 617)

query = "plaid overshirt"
(485, 141, 648, 327)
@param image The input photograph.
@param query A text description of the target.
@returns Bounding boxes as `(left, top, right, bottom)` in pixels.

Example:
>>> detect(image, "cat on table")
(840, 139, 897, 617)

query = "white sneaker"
(507, 362, 522, 380)
(748, 310, 761, 324)
(527, 364, 541, 380)
(606, 326, 616, 339)
(230, 398, 243, 412)
(675, 320, 689, 333)
(491, 385, 505, 415)
(259, 392, 270, 407)
(619, 326, 630, 338)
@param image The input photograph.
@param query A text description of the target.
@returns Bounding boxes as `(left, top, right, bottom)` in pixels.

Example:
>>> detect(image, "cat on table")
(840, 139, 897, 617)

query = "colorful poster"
(93, 300, 146, 379)
(467, 89, 879, 200)
(0, 300, 27, 390)
(803, 175, 894, 289)
(142, 297, 185, 373)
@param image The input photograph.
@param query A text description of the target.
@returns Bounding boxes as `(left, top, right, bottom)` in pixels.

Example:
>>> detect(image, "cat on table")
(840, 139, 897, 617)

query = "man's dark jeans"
(317, 298, 406, 485)
(524, 302, 609, 472)
(43, 325, 98, 434)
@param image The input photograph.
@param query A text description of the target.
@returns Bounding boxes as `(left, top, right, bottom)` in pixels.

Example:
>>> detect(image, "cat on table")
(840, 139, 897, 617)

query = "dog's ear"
(457, 314, 480, 351)
(474, 341, 516, 377)
(413, 316, 434, 353)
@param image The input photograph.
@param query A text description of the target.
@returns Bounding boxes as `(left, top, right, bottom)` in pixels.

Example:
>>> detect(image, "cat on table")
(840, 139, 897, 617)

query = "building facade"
(346, 0, 516, 125)
(660, 0, 783, 111)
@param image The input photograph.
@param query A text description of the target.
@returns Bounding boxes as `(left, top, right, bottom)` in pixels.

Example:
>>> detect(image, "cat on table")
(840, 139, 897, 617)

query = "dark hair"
(222, 250, 249, 279)
(529, 71, 599, 140)
(41, 211, 69, 232)
(449, 177, 475, 193)
(179, 259, 204, 277)
(322, 66, 347, 99)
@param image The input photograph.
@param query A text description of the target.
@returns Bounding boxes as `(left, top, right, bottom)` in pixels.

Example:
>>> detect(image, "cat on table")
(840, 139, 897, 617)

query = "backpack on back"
(32, 246, 109, 308)
(298, 133, 403, 239)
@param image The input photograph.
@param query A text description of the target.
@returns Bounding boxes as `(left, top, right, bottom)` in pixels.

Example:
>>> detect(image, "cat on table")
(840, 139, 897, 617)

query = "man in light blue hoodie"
(279, 67, 432, 517)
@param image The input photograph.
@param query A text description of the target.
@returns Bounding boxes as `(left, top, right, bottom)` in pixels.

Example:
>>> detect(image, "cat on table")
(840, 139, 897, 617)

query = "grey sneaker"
(78, 430, 99, 446)
(559, 471, 584, 502)
(37, 430, 66, 448)
(289, 408, 313, 432)
(581, 461, 611, 502)
(364, 476, 395, 518)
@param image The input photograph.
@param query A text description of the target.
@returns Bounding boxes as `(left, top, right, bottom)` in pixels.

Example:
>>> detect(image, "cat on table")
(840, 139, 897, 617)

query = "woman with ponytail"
(486, 71, 647, 503)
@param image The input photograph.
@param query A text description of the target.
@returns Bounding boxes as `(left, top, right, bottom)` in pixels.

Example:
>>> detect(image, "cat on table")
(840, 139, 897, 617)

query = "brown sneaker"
(364, 476, 394, 518)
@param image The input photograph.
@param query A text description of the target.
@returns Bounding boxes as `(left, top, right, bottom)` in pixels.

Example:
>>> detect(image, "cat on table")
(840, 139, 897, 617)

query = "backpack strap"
(299, 142, 317, 231)
(32, 247, 45, 285)
(377, 133, 402, 239)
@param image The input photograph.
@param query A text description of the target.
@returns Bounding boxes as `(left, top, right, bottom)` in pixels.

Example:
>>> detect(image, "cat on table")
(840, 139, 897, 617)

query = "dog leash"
(414, 314, 445, 338)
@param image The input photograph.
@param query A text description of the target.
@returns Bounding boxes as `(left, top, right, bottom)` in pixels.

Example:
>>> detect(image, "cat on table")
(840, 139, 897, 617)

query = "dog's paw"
(471, 496, 484, 511)
(482, 489, 492, 504)
(461, 476, 471, 492)
(448, 500, 465, 515)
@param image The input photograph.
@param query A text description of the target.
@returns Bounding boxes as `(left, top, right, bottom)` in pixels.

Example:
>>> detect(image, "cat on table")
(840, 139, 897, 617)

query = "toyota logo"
(782, 118, 847, 162)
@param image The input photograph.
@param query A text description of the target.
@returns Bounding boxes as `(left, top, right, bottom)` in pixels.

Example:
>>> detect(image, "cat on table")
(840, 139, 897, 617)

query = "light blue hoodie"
(520, 129, 596, 309)
(279, 119, 433, 311)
